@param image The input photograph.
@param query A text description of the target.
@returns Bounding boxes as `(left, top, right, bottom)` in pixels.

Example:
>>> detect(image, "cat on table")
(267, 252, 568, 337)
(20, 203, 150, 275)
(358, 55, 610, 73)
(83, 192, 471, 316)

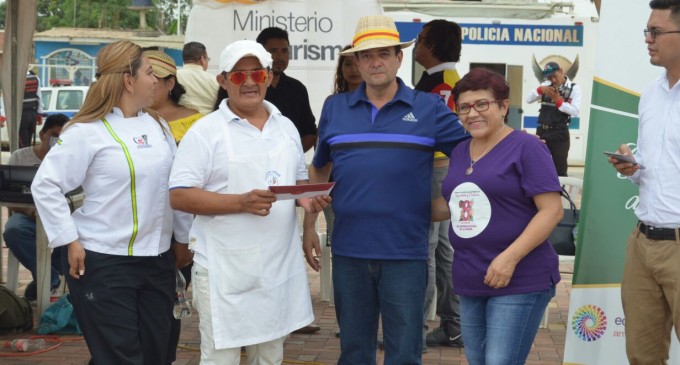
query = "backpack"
(0, 286, 33, 335)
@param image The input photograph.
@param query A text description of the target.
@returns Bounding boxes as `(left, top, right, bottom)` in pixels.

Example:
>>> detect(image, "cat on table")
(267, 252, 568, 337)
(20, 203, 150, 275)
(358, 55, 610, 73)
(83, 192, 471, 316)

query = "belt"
(538, 124, 568, 130)
(638, 222, 679, 241)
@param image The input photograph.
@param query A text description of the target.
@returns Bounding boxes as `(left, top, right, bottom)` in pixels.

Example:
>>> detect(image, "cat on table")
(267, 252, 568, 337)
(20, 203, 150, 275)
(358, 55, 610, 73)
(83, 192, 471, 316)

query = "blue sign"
(397, 22, 583, 47)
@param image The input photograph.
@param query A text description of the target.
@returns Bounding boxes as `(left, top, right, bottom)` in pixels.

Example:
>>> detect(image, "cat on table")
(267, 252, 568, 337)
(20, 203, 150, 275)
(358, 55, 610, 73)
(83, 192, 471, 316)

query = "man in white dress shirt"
(608, 1, 680, 364)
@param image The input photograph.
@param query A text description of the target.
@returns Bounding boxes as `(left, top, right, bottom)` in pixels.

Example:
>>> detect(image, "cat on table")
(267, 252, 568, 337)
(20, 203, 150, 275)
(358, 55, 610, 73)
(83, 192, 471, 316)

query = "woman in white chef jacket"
(31, 41, 192, 365)
(169, 40, 329, 365)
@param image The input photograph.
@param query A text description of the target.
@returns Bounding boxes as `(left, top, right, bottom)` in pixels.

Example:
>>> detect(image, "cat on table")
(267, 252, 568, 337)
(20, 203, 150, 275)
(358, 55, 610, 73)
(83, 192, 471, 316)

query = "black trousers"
(537, 127, 570, 176)
(19, 109, 37, 148)
(65, 249, 175, 365)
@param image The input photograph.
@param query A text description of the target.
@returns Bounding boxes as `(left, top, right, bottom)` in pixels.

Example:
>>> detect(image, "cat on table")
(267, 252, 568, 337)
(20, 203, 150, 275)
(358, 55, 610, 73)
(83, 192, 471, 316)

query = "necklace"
(466, 125, 507, 176)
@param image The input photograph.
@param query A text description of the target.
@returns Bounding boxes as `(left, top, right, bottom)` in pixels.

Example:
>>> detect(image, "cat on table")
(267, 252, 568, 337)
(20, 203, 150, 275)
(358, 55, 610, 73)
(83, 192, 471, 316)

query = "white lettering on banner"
(625, 195, 639, 210)
(463, 27, 510, 42)
(234, 10, 333, 33)
(513, 28, 579, 43)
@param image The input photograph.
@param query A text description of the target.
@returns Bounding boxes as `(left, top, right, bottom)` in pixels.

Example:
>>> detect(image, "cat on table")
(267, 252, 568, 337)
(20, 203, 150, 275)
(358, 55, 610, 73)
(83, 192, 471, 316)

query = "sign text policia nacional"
(461, 24, 583, 46)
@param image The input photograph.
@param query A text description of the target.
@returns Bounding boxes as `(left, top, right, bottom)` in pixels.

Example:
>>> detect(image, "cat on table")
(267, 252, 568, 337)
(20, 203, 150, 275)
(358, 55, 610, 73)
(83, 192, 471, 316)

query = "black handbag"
(548, 186, 579, 256)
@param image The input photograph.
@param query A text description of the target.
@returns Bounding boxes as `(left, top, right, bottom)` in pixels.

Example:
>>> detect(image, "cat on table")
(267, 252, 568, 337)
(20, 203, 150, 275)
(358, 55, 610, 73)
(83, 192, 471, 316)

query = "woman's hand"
(67, 240, 86, 279)
(484, 251, 519, 289)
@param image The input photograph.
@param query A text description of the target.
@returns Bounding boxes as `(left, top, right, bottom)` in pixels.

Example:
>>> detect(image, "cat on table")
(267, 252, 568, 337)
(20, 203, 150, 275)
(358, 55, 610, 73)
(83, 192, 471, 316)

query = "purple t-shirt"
(442, 130, 561, 296)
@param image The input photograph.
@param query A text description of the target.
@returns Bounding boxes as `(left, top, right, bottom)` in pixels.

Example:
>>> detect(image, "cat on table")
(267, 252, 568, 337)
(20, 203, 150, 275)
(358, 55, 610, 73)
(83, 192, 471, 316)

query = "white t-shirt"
(169, 100, 308, 267)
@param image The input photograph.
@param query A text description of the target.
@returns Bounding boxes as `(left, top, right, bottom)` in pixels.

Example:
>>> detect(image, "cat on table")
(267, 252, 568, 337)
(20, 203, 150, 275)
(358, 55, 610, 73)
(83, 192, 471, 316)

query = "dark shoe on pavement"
(425, 322, 464, 348)
(292, 324, 321, 334)
(23, 280, 37, 301)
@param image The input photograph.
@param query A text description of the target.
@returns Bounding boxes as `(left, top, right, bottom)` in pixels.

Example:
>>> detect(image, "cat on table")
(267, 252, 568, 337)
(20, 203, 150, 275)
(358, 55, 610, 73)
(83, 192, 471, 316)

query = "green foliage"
(0, 0, 189, 33)
(35, 0, 159, 31)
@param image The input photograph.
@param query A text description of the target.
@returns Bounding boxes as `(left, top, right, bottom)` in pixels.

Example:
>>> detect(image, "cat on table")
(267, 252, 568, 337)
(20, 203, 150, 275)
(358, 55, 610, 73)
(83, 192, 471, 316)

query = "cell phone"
(603, 151, 645, 169)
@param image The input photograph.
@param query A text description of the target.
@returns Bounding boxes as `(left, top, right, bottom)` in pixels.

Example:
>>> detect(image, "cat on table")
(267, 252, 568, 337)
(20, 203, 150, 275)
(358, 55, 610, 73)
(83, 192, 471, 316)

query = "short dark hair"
(41, 113, 69, 134)
(452, 68, 510, 105)
(256, 27, 289, 46)
(165, 75, 187, 105)
(423, 20, 462, 63)
(182, 42, 207, 63)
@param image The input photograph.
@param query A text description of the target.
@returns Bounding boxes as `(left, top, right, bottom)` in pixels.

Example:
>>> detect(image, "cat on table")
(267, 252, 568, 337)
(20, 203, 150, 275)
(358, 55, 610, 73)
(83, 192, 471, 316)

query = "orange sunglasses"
(225, 69, 269, 85)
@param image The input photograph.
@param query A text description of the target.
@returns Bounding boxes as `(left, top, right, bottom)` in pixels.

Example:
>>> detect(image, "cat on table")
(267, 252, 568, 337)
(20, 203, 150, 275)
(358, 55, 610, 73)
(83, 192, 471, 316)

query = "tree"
(0, 0, 189, 33)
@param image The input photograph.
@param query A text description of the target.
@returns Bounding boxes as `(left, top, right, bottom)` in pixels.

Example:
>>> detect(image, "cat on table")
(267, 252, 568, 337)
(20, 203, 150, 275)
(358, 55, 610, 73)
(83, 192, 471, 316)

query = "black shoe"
(24, 280, 37, 301)
(425, 322, 463, 348)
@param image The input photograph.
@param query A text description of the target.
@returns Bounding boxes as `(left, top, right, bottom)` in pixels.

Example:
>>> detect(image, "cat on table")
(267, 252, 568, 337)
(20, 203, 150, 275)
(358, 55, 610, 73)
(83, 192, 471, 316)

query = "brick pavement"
(1, 241, 573, 365)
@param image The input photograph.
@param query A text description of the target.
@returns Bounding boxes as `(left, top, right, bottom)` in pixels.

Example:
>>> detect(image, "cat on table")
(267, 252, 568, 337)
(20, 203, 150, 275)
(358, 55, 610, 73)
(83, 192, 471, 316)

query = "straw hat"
(340, 15, 414, 55)
(144, 50, 176, 78)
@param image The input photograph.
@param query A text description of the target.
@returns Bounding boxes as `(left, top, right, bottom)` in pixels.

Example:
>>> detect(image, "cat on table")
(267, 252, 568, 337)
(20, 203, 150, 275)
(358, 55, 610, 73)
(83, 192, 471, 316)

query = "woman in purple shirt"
(432, 68, 563, 365)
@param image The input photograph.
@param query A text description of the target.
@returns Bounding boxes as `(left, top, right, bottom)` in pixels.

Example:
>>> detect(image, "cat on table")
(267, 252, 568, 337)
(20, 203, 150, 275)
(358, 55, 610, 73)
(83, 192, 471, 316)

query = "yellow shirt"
(168, 113, 203, 143)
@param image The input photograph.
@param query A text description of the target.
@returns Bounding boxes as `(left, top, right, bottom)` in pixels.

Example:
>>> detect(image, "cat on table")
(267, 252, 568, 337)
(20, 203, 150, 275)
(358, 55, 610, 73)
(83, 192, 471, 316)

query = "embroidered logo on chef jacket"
(265, 170, 281, 186)
(133, 135, 153, 149)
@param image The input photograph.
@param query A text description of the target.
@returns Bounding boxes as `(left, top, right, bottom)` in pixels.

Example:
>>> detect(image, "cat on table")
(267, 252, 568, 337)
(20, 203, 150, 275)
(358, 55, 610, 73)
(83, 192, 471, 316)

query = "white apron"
(202, 118, 313, 349)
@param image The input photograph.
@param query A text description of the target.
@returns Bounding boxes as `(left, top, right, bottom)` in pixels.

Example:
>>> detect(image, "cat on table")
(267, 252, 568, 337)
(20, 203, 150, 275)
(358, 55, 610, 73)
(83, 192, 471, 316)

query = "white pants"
(193, 263, 286, 365)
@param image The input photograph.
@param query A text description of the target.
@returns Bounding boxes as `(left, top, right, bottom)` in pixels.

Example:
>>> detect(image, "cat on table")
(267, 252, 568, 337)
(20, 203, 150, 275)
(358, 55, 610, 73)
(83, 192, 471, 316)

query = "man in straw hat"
(302, 14, 469, 364)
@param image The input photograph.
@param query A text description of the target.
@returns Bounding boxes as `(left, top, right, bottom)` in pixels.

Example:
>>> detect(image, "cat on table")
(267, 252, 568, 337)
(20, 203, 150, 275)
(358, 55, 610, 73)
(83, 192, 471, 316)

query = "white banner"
(186, 0, 384, 119)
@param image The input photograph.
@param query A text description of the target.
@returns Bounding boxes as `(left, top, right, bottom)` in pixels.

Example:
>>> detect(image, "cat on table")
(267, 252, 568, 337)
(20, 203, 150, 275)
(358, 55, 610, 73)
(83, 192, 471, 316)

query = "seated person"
(4, 113, 69, 300)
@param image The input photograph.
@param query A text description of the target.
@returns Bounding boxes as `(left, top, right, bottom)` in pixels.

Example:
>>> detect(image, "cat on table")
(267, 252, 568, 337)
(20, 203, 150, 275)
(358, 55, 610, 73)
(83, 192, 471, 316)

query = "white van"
(1, 86, 89, 148)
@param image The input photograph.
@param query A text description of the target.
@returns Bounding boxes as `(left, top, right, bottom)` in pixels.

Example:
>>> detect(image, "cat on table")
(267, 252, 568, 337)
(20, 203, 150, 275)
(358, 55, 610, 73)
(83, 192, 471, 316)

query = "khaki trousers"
(621, 228, 680, 365)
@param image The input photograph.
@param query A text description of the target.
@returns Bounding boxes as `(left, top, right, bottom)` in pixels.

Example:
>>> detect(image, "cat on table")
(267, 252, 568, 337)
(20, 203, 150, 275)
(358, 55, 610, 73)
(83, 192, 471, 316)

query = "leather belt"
(639, 222, 679, 241)
(538, 124, 568, 130)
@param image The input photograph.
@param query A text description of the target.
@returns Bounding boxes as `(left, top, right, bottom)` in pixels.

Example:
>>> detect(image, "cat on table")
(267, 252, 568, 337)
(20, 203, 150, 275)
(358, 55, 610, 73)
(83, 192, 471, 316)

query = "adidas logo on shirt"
(402, 112, 418, 122)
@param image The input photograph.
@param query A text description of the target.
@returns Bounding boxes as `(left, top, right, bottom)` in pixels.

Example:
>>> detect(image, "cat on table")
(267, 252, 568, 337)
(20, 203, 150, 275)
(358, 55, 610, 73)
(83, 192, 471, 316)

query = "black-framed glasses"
(644, 28, 680, 39)
(456, 99, 501, 115)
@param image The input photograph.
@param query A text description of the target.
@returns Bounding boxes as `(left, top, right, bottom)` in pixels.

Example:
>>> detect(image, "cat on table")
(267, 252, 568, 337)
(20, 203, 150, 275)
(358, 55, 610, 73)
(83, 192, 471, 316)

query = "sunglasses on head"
(223, 68, 269, 85)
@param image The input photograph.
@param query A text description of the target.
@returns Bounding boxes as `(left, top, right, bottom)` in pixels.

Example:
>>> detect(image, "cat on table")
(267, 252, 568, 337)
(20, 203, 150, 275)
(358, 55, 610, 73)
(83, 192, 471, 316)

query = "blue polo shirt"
(313, 78, 469, 260)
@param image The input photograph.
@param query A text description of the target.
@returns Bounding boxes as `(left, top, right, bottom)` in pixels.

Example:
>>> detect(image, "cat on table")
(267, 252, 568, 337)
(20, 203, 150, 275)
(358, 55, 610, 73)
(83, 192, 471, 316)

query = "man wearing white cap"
(168, 40, 329, 365)
(303, 15, 469, 364)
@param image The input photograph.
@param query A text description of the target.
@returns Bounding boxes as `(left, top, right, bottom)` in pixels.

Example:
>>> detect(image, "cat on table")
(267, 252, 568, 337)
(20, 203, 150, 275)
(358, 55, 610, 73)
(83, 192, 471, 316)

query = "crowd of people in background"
(12, 0, 679, 363)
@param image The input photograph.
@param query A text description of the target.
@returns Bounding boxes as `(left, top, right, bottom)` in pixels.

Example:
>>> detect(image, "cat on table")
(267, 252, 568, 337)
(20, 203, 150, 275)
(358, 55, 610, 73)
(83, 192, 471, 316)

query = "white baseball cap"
(219, 40, 273, 73)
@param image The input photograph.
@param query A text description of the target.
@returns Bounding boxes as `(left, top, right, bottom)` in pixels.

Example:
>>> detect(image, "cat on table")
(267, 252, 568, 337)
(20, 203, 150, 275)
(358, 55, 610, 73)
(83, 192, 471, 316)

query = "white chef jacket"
(31, 108, 192, 256)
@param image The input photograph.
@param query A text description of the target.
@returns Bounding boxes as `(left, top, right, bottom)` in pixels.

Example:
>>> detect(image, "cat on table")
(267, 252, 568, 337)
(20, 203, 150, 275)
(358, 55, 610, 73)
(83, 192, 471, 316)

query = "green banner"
(572, 80, 639, 285)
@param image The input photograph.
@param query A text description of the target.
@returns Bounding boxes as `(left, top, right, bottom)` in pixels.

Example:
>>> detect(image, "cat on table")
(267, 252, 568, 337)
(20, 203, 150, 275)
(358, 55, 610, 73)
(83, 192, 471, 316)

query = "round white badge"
(449, 182, 491, 238)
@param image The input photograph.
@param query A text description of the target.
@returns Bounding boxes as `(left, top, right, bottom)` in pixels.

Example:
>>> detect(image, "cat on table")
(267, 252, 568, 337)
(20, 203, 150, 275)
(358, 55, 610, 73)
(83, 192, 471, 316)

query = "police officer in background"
(19, 70, 43, 148)
(526, 61, 581, 176)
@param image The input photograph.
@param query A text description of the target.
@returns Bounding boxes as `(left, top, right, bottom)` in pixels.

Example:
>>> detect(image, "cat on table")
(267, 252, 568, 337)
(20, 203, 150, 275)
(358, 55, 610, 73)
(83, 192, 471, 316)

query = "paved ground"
(0, 165, 582, 364)
(0, 242, 574, 365)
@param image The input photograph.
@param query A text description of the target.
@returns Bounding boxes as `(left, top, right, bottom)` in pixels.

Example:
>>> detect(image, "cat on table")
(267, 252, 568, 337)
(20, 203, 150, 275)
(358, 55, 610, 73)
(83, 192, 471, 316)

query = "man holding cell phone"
(608, 1, 680, 364)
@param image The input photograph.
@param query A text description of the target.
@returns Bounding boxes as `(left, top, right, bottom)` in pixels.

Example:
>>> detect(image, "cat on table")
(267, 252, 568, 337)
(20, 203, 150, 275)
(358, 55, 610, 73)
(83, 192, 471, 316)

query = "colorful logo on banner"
(572, 304, 608, 341)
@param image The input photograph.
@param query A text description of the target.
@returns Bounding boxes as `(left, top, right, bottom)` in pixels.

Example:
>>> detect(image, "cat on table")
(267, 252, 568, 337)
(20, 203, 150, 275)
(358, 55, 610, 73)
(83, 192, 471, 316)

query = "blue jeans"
(459, 286, 555, 365)
(4, 212, 63, 288)
(333, 255, 426, 365)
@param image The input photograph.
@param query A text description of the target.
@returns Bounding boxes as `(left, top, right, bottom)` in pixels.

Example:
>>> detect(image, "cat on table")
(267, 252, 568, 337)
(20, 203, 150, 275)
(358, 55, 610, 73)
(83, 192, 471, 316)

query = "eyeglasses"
(203, 55, 211, 62)
(224, 69, 269, 85)
(643, 28, 680, 39)
(456, 99, 501, 115)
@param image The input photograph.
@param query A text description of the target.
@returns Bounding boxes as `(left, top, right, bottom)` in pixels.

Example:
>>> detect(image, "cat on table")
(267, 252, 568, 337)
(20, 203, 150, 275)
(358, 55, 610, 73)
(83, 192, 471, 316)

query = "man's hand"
(302, 226, 321, 271)
(298, 195, 331, 214)
(541, 86, 560, 102)
(67, 240, 86, 279)
(239, 189, 277, 216)
(608, 143, 641, 176)
(172, 241, 194, 268)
